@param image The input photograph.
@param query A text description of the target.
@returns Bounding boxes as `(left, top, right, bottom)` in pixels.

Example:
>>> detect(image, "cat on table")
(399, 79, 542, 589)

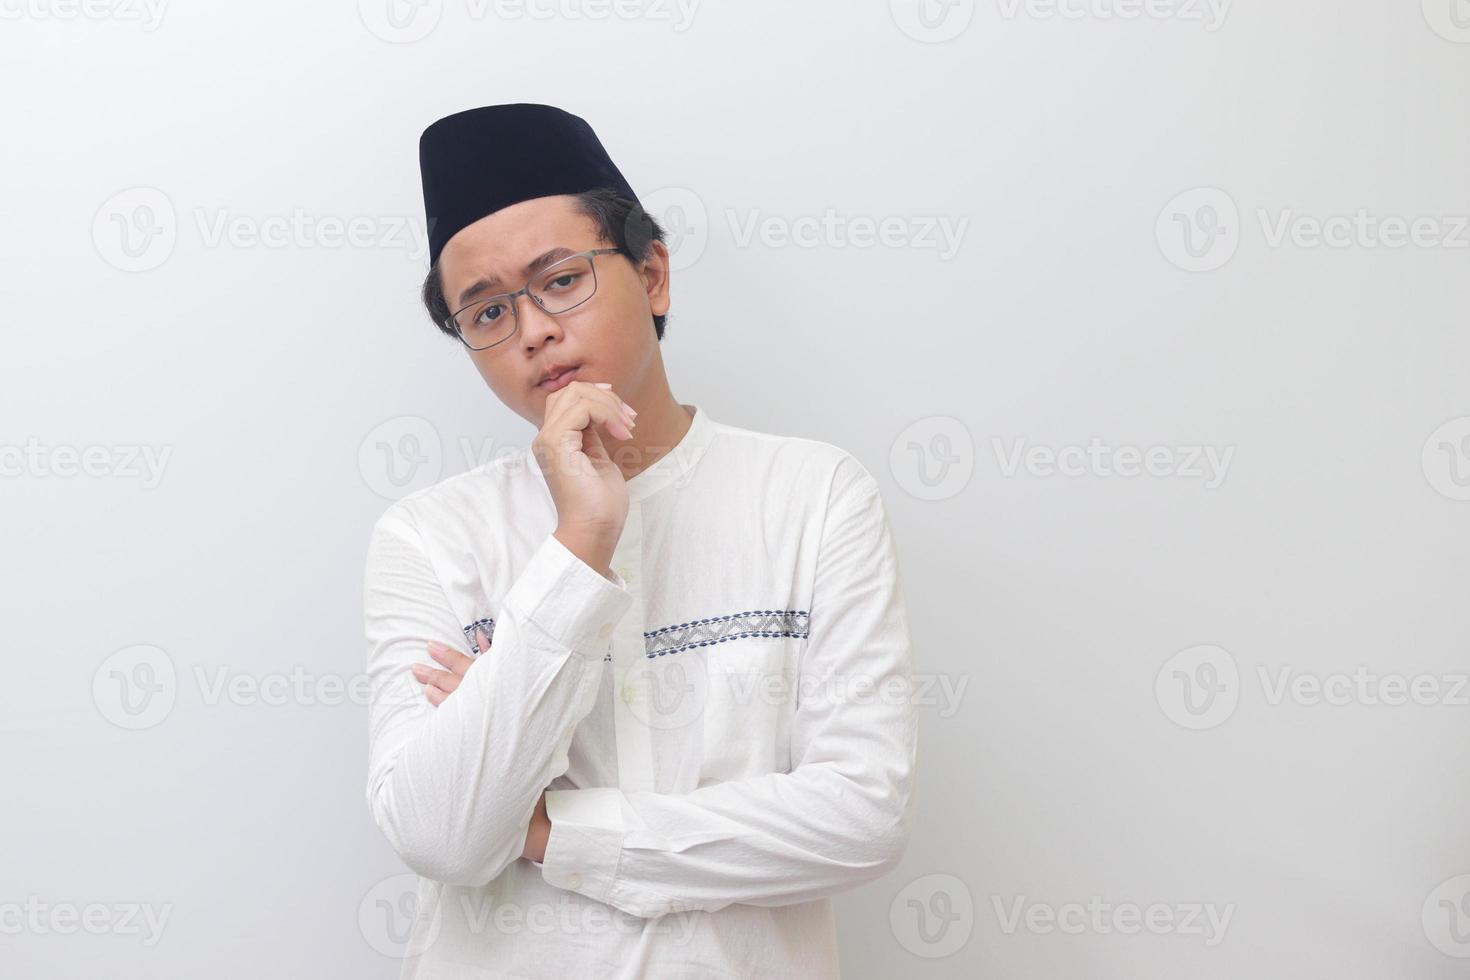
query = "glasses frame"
(444, 246, 629, 351)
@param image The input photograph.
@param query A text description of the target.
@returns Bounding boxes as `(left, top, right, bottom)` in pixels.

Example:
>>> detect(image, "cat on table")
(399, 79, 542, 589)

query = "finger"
(549, 378, 637, 421)
(582, 385, 633, 465)
(560, 394, 634, 443)
(533, 389, 633, 484)
(544, 383, 636, 442)
(425, 684, 447, 707)
(427, 640, 474, 677)
(412, 662, 461, 694)
(591, 383, 639, 423)
(535, 415, 630, 483)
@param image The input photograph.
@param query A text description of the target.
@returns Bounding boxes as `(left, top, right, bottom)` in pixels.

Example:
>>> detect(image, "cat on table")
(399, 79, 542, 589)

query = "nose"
(515, 291, 563, 352)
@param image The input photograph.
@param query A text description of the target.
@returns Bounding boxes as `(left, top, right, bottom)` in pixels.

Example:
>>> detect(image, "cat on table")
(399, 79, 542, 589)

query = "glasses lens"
(530, 255, 596, 314)
(454, 295, 516, 350)
(450, 254, 603, 350)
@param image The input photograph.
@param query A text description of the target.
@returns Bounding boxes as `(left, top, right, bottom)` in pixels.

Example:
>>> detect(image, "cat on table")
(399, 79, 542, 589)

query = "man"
(363, 103, 917, 979)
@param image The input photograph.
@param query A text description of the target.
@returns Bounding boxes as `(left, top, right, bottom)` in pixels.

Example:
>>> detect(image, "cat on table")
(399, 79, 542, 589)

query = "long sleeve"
(537, 457, 919, 917)
(363, 505, 634, 887)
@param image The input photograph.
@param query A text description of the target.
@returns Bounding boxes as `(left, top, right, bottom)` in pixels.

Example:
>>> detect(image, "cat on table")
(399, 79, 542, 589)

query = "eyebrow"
(455, 247, 579, 308)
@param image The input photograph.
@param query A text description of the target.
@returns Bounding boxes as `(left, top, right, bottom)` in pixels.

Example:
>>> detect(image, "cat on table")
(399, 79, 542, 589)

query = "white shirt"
(363, 402, 918, 979)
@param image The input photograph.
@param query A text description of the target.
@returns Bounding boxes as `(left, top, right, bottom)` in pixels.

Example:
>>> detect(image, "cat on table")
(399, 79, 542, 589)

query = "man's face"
(437, 194, 670, 425)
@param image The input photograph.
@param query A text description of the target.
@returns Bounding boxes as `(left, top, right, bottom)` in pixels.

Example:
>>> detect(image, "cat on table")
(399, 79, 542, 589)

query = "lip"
(536, 365, 580, 392)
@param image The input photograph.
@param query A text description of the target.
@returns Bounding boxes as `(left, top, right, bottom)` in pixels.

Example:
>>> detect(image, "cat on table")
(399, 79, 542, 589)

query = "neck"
(606, 394, 693, 481)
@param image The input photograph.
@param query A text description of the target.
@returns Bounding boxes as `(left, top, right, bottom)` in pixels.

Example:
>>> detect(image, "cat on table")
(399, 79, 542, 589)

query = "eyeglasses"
(444, 247, 628, 351)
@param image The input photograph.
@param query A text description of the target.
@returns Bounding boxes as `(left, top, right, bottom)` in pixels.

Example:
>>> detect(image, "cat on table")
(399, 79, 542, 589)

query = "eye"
(475, 302, 507, 324)
(545, 272, 581, 291)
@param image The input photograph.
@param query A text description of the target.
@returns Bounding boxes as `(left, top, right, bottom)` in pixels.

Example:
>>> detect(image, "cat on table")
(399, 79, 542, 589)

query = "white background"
(3, 1, 1468, 977)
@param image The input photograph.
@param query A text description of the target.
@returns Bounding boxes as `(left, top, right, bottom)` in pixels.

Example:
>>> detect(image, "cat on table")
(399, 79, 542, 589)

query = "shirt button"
(615, 565, 631, 582)
(567, 873, 582, 889)
(598, 622, 613, 639)
(621, 684, 636, 704)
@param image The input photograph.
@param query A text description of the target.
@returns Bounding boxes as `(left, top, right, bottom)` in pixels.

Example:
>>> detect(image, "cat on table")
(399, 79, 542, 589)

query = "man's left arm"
(535, 457, 919, 918)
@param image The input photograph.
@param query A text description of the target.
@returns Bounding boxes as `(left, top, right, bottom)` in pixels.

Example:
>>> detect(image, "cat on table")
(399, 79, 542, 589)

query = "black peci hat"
(418, 103, 639, 266)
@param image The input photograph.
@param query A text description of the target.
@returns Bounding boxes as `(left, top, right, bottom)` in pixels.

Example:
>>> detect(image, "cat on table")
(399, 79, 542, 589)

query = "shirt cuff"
(540, 788, 627, 904)
(502, 533, 633, 661)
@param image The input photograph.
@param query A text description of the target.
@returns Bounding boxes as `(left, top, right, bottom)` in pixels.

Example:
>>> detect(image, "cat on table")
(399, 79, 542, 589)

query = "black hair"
(420, 187, 668, 342)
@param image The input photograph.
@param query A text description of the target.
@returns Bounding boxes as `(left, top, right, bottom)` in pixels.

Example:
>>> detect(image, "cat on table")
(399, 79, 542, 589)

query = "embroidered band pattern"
(644, 609, 810, 659)
(464, 608, 808, 661)
(463, 616, 613, 661)
(463, 618, 495, 656)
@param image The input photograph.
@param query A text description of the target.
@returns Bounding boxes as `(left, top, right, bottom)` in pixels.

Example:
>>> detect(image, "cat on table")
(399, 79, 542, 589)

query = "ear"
(637, 241, 672, 317)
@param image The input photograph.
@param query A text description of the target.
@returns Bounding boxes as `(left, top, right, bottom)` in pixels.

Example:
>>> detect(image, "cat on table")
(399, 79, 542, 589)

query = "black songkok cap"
(418, 103, 639, 267)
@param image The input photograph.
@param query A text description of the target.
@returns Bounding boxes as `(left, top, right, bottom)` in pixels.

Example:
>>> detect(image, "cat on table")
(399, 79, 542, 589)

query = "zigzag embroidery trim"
(463, 608, 809, 662)
(462, 616, 613, 662)
(462, 618, 495, 656)
(643, 609, 810, 659)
